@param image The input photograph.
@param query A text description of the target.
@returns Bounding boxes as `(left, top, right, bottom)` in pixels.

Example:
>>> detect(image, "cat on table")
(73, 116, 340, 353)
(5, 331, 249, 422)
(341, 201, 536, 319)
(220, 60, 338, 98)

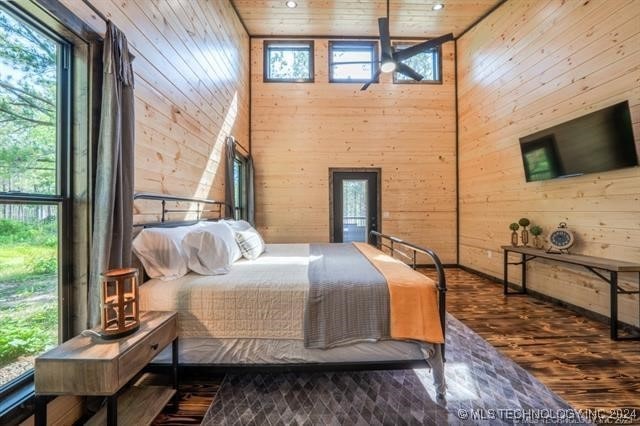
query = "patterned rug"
(201, 315, 590, 425)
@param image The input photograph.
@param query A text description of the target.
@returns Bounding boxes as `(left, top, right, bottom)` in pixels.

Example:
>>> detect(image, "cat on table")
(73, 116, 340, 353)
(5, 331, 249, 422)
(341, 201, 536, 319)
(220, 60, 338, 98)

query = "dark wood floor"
(424, 268, 640, 415)
(147, 371, 223, 425)
(149, 267, 640, 423)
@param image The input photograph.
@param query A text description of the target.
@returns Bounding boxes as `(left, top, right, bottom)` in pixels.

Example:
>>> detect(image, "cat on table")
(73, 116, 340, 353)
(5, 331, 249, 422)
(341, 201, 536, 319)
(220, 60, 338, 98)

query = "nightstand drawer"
(118, 315, 176, 387)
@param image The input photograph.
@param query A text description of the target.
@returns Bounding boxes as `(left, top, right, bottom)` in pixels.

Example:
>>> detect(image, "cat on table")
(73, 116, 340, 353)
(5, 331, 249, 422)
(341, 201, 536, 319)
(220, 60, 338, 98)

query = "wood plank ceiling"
(231, 0, 502, 38)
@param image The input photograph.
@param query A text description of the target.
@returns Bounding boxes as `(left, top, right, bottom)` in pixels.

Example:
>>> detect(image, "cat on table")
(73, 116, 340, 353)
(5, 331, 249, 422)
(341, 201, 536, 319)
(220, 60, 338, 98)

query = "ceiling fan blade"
(396, 62, 423, 81)
(378, 17, 393, 60)
(360, 69, 382, 91)
(393, 33, 454, 62)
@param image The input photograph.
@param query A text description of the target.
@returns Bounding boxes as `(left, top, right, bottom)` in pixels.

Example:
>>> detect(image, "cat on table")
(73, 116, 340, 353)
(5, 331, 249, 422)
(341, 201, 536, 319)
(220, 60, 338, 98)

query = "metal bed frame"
(369, 230, 447, 359)
(133, 192, 229, 227)
(133, 193, 447, 369)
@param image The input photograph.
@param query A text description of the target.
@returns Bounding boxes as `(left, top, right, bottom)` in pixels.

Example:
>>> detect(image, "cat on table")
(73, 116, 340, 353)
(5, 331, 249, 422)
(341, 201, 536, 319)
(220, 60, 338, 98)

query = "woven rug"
(201, 315, 590, 425)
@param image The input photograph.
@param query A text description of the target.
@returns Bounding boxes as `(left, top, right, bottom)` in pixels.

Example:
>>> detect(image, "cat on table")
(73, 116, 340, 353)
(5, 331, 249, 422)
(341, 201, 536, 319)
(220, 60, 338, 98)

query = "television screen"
(519, 101, 638, 182)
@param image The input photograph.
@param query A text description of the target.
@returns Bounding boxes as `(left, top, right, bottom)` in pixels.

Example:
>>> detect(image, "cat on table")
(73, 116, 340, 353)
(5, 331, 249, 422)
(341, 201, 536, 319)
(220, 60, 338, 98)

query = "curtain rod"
(82, 0, 108, 23)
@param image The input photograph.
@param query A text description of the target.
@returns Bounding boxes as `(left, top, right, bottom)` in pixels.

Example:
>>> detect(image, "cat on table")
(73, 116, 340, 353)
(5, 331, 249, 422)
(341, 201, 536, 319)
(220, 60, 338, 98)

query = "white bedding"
(140, 243, 310, 339)
(141, 242, 438, 368)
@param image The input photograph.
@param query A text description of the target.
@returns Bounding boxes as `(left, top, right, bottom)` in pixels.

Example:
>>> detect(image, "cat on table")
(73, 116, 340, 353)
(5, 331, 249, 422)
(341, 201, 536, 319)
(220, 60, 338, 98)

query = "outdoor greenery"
(394, 45, 437, 81)
(267, 43, 311, 80)
(0, 6, 59, 382)
(0, 8, 57, 195)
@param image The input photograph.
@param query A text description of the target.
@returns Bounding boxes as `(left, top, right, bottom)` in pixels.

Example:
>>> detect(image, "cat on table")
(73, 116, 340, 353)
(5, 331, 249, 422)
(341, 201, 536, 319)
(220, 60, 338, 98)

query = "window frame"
(263, 40, 315, 83)
(328, 41, 379, 84)
(392, 42, 443, 85)
(0, 1, 86, 412)
(233, 153, 248, 221)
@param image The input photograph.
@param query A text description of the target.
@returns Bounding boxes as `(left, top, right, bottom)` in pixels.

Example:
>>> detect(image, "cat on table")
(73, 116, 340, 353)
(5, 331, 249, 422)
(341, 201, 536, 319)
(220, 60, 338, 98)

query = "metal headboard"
(133, 192, 230, 228)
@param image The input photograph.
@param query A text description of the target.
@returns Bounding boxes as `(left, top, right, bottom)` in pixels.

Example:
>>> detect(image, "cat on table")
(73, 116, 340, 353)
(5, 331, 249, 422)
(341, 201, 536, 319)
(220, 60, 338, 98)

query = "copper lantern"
(100, 268, 140, 339)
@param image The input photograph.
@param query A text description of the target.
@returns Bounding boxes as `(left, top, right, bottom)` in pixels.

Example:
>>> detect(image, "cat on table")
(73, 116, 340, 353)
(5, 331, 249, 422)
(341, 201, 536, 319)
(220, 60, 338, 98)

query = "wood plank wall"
(18, 1, 248, 424)
(59, 0, 250, 220)
(457, 0, 640, 326)
(251, 39, 457, 263)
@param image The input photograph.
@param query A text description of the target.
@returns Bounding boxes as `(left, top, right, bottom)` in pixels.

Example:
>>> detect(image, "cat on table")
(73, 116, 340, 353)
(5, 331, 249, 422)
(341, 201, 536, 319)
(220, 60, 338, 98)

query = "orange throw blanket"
(353, 242, 444, 344)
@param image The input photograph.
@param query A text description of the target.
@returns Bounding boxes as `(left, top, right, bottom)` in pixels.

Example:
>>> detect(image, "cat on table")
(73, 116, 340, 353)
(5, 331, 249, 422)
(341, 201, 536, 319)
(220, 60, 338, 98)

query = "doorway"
(330, 168, 381, 243)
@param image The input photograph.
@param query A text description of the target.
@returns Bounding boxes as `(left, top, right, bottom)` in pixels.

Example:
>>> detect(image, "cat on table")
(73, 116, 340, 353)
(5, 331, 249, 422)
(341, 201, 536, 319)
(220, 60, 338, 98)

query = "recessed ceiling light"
(286, 1, 297, 8)
(432, 3, 444, 10)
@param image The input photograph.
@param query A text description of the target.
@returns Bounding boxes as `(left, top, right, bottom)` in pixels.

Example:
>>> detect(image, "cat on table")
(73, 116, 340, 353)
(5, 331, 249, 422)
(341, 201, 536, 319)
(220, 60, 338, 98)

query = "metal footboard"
(369, 230, 447, 362)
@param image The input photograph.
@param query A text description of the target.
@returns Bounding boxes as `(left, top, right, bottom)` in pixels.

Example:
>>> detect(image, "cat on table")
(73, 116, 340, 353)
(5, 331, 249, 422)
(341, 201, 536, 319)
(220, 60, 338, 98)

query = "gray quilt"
(304, 243, 390, 349)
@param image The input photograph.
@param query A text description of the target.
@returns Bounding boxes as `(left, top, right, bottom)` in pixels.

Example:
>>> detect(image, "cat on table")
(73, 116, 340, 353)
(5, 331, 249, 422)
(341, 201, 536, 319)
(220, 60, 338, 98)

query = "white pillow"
(221, 219, 252, 232)
(235, 227, 266, 260)
(182, 229, 232, 275)
(197, 221, 241, 262)
(132, 224, 199, 280)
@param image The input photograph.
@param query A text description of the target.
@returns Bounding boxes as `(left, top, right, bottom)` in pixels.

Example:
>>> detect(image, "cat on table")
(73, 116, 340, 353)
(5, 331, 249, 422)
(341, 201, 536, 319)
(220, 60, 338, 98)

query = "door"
(331, 169, 380, 243)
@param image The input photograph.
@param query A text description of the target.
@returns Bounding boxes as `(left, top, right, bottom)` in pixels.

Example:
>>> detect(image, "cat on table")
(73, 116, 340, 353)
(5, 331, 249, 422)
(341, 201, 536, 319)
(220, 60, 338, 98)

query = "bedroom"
(0, 0, 638, 424)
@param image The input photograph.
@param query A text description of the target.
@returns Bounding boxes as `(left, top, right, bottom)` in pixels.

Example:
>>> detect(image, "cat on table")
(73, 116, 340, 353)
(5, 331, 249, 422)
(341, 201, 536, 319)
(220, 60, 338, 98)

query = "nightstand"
(34, 311, 178, 426)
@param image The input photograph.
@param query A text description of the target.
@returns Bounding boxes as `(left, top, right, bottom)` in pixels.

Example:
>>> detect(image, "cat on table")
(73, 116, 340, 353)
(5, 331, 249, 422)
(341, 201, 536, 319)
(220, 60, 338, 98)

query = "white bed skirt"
(152, 337, 446, 396)
(152, 337, 434, 365)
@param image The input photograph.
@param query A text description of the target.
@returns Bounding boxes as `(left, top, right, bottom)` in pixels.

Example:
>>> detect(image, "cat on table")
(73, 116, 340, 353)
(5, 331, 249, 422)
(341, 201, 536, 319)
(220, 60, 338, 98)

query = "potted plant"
(509, 222, 520, 246)
(519, 218, 530, 246)
(530, 225, 543, 249)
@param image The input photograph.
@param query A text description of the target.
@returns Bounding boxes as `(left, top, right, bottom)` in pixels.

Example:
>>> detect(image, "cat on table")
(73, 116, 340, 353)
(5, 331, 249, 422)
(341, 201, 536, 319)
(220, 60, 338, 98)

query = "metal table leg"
(504, 249, 527, 295)
(172, 337, 179, 391)
(34, 395, 47, 426)
(521, 253, 527, 293)
(503, 249, 509, 295)
(107, 394, 117, 426)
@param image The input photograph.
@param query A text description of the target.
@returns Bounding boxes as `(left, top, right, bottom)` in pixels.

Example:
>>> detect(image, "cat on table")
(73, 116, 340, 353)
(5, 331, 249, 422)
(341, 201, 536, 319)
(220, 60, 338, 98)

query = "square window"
(393, 43, 441, 84)
(264, 41, 314, 82)
(329, 41, 378, 83)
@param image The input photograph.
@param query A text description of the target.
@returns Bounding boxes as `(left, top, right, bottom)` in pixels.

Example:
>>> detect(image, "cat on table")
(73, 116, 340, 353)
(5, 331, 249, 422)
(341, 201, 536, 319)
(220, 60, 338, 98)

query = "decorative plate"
(549, 222, 574, 251)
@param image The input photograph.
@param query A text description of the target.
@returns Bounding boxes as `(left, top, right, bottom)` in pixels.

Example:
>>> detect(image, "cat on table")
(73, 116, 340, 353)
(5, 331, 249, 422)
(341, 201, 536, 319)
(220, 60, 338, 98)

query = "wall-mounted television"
(519, 101, 638, 182)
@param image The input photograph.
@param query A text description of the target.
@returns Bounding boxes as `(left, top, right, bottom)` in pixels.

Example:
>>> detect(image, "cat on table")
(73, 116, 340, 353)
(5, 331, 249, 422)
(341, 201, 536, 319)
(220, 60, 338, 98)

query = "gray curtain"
(89, 22, 135, 327)
(247, 155, 255, 225)
(224, 136, 236, 218)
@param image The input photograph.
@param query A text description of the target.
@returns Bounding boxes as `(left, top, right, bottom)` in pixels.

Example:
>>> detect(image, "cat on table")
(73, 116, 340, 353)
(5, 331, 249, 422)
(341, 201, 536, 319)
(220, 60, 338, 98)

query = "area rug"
(201, 315, 589, 425)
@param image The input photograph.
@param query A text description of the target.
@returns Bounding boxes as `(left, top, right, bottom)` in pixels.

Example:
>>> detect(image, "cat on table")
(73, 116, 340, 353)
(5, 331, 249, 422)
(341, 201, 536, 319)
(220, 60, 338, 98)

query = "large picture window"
(392, 42, 441, 84)
(264, 40, 314, 83)
(329, 41, 378, 83)
(0, 5, 71, 390)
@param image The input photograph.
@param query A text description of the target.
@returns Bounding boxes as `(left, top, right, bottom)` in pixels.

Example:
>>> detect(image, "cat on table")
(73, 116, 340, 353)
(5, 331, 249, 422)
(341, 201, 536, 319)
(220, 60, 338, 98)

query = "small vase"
(521, 227, 529, 246)
(533, 235, 542, 249)
(511, 231, 518, 246)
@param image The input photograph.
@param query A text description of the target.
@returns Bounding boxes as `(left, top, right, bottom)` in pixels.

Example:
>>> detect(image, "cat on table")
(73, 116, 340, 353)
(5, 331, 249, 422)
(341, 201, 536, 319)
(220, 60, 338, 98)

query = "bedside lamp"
(100, 267, 140, 339)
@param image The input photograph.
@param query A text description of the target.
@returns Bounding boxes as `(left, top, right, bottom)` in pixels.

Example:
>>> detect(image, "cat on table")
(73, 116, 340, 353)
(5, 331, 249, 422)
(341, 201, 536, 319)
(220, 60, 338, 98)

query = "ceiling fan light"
(380, 61, 396, 73)
(432, 3, 444, 11)
(285, 1, 297, 8)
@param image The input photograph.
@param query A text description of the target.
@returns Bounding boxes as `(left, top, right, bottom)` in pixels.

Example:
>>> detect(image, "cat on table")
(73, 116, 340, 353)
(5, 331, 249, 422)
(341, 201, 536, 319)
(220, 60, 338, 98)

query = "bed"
(133, 193, 447, 396)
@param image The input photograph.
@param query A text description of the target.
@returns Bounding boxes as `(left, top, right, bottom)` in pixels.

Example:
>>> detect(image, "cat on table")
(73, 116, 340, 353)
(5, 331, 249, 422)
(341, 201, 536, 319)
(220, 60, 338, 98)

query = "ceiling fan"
(359, 1, 454, 90)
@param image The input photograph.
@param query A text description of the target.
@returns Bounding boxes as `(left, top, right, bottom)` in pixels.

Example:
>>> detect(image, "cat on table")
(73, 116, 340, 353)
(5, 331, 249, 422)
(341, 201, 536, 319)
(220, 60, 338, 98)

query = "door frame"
(328, 167, 382, 243)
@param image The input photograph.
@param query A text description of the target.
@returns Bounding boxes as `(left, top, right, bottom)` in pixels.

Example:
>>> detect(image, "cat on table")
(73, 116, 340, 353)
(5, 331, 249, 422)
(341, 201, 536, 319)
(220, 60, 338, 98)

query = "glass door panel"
(342, 179, 368, 243)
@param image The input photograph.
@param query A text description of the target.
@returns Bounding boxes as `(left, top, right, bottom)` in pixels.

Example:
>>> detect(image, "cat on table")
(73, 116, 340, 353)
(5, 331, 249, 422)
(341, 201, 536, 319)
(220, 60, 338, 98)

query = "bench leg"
(610, 271, 618, 340)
